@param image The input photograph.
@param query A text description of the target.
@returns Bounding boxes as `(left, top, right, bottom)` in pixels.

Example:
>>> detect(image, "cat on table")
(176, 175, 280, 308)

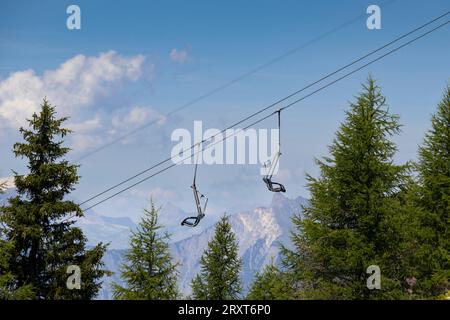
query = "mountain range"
(95, 193, 307, 299)
(0, 179, 307, 299)
(170, 193, 306, 296)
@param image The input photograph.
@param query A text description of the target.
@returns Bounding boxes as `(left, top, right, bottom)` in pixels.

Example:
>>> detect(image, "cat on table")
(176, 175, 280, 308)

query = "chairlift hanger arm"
(182, 143, 208, 227)
(262, 109, 286, 193)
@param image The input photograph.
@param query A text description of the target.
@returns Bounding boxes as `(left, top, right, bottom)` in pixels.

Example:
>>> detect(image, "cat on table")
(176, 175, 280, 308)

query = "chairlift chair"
(181, 145, 208, 227)
(262, 110, 286, 193)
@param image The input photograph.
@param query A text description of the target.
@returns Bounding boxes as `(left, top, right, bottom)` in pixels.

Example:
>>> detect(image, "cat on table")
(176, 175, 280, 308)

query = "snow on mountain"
(99, 193, 307, 299)
(76, 210, 136, 250)
(170, 193, 307, 296)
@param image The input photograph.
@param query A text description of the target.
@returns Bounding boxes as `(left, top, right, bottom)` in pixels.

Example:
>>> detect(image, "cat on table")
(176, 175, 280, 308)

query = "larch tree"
(282, 77, 417, 299)
(413, 84, 450, 298)
(112, 201, 179, 300)
(191, 215, 242, 300)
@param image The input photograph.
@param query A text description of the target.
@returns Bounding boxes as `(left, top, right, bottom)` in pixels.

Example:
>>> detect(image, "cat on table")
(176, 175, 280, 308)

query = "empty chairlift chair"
(262, 110, 286, 193)
(181, 145, 208, 227)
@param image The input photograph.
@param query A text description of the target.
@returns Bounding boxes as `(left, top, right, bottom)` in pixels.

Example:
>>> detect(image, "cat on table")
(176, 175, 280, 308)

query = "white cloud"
(0, 51, 147, 130)
(110, 106, 166, 134)
(65, 105, 167, 153)
(69, 116, 102, 133)
(131, 187, 177, 201)
(170, 48, 189, 64)
(70, 134, 104, 152)
(67, 116, 104, 151)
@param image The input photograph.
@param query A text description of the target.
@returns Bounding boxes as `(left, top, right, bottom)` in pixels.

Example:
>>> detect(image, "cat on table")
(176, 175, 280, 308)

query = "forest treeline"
(0, 77, 448, 300)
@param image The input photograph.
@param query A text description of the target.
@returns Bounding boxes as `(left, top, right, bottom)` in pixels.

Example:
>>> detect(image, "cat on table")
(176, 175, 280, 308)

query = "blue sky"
(0, 0, 449, 233)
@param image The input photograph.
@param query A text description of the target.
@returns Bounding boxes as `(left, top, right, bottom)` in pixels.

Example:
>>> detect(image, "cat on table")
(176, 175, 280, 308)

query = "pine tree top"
(10, 98, 80, 213)
(307, 77, 408, 229)
(331, 77, 401, 165)
(15, 98, 71, 166)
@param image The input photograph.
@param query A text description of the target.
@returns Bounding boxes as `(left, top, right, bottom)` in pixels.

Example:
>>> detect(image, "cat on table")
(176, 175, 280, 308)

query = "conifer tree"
(0, 99, 107, 299)
(414, 84, 450, 297)
(246, 263, 293, 300)
(112, 201, 179, 300)
(282, 77, 415, 299)
(191, 215, 242, 300)
(0, 181, 34, 299)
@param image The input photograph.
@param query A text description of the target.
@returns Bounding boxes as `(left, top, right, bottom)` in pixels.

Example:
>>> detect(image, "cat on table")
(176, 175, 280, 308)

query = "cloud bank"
(0, 51, 146, 129)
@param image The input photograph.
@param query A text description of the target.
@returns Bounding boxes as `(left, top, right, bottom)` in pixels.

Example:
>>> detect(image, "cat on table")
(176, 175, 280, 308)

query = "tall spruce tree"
(191, 215, 242, 300)
(246, 263, 293, 300)
(112, 201, 179, 300)
(282, 77, 415, 299)
(0, 99, 107, 299)
(414, 84, 450, 297)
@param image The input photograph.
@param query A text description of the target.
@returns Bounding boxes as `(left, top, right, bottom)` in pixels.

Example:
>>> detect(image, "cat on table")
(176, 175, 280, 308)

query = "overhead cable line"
(78, 11, 449, 208)
(73, 16, 449, 216)
(74, 0, 398, 162)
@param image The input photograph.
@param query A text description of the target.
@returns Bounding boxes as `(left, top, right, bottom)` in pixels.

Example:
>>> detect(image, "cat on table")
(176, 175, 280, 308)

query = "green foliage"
(247, 263, 293, 300)
(191, 275, 207, 300)
(0, 181, 34, 299)
(413, 84, 450, 297)
(112, 201, 179, 300)
(0, 99, 107, 299)
(0, 239, 35, 299)
(282, 77, 416, 299)
(191, 215, 242, 300)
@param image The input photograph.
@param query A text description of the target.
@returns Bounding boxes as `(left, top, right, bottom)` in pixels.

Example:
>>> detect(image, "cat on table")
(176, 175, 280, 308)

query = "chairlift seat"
(181, 214, 205, 227)
(263, 176, 286, 193)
